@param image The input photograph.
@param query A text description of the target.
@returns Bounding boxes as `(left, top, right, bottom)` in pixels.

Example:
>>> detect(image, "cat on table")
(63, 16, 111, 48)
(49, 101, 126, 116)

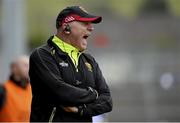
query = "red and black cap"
(56, 6, 102, 29)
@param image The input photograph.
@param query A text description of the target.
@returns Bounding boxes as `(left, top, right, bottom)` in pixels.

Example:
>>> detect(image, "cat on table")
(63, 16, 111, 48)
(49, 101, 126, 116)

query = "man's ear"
(62, 23, 71, 34)
(62, 23, 67, 30)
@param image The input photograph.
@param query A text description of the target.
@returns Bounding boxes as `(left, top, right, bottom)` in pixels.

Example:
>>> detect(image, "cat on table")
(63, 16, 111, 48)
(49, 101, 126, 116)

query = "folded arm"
(29, 48, 97, 105)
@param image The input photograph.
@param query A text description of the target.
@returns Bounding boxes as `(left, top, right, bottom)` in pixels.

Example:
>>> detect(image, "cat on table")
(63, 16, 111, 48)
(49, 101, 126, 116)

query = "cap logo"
(79, 6, 88, 13)
(64, 16, 75, 23)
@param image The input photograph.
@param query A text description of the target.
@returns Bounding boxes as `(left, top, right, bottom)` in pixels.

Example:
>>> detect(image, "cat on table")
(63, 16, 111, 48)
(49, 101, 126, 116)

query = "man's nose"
(87, 24, 94, 31)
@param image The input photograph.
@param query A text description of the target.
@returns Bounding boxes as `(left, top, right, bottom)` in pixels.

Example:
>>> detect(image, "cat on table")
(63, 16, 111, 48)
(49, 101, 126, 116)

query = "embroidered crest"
(59, 61, 69, 67)
(85, 62, 92, 72)
(79, 6, 88, 13)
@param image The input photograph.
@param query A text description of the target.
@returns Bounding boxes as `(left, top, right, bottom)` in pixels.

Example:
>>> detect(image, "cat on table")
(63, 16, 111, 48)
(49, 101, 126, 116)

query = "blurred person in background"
(0, 56, 32, 122)
(29, 6, 112, 122)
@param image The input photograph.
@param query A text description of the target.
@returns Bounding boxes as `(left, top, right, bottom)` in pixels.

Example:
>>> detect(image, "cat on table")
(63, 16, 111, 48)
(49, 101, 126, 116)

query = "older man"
(29, 6, 112, 122)
(0, 56, 32, 122)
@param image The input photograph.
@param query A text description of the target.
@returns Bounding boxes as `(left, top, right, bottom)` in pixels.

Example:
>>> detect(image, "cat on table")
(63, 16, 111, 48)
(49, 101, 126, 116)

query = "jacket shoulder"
(83, 53, 95, 62)
(30, 44, 51, 58)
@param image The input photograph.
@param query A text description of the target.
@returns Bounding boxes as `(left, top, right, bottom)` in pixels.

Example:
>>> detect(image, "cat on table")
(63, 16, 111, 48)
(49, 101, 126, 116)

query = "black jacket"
(0, 85, 6, 110)
(29, 36, 112, 122)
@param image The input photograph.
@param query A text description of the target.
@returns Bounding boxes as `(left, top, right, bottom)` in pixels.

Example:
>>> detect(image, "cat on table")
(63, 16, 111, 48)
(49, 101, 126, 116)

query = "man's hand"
(62, 106, 78, 113)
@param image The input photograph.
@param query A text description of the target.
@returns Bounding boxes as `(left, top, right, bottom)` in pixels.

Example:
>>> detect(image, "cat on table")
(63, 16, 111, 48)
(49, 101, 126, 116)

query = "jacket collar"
(47, 36, 68, 57)
(52, 35, 80, 54)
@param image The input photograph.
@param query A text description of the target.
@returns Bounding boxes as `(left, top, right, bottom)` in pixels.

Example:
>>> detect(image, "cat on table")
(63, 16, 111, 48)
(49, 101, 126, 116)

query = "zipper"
(70, 50, 78, 72)
(48, 107, 56, 123)
(70, 50, 82, 72)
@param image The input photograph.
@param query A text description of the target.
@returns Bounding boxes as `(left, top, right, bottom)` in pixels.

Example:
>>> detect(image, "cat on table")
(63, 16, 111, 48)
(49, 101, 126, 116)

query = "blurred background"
(0, 0, 180, 122)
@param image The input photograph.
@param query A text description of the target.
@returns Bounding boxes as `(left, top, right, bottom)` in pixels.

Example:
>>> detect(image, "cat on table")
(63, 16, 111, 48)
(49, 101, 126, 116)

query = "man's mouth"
(83, 34, 90, 39)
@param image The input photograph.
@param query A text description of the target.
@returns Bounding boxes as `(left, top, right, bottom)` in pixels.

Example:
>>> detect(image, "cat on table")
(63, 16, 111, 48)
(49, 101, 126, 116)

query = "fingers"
(62, 106, 78, 113)
(88, 87, 98, 99)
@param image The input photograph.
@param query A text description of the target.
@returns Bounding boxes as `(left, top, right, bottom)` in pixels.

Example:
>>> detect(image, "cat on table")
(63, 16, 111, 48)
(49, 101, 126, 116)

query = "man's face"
(68, 21, 94, 51)
(17, 58, 29, 81)
(12, 57, 29, 82)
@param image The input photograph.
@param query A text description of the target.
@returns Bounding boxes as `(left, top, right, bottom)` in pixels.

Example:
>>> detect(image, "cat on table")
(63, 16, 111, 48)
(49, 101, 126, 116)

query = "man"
(0, 56, 32, 122)
(29, 6, 112, 122)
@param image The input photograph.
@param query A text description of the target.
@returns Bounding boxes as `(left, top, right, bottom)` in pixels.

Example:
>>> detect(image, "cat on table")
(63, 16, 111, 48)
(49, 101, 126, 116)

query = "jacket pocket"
(48, 107, 56, 123)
